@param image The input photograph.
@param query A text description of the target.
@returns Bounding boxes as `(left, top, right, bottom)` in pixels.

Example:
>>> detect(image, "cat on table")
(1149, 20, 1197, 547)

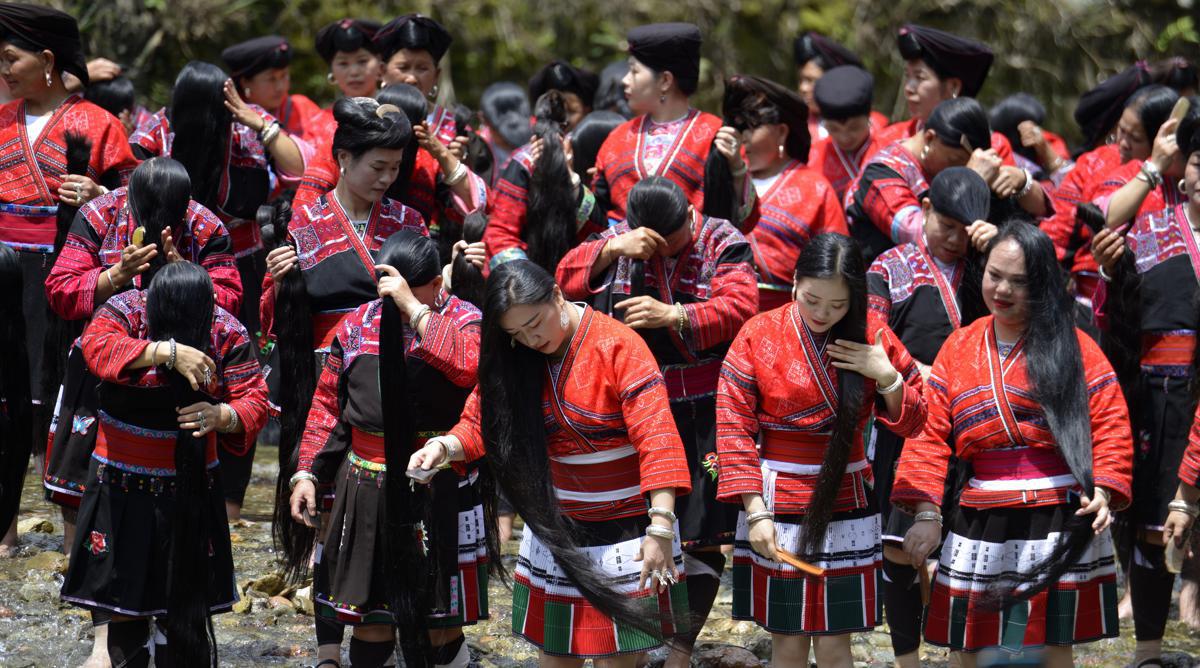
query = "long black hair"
(926, 97, 992, 157)
(168, 62, 232, 212)
(595, 61, 633, 119)
(37, 133, 92, 455)
(145, 261, 218, 667)
(376, 83, 426, 207)
(449, 210, 487, 308)
(928, 166, 992, 324)
(521, 91, 578, 272)
(479, 260, 658, 634)
(129, 158, 193, 285)
(982, 221, 1098, 609)
(792, 234, 868, 555)
(376, 231, 442, 665)
(988, 93, 1046, 164)
(0, 244, 30, 536)
(570, 110, 624, 184)
(1125, 85, 1180, 144)
(331, 96, 412, 163)
(84, 75, 135, 120)
(262, 199, 317, 582)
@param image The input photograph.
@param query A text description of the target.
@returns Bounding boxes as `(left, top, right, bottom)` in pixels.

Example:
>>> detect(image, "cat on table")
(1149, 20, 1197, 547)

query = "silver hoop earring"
(920, 145, 930, 161)
(326, 73, 335, 85)
(427, 84, 439, 101)
(1181, 179, 1189, 195)
(339, 166, 346, 177)
(559, 307, 570, 329)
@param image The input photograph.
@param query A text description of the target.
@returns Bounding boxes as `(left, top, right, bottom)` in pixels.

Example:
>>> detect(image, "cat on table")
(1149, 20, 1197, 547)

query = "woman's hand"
(965, 148, 1002, 185)
(992, 165, 1028, 199)
(1150, 117, 1182, 174)
(375, 264, 421, 317)
(635, 532, 677, 594)
(160, 228, 183, 264)
(110, 243, 159, 288)
(407, 438, 449, 484)
(966, 221, 998, 252)
(714, 126, 746, 172)
(414, 122, 447, 159)
(176, 400, 227, 438)
(614, 295, 674, 330)
(1076, 487, 1113, 535)
(747, 517, 777, 561)
(827, 329, 899, 385)
(223, 79, 265, 132)
(902, 518, 942, 568)
(170, 343, 217, 391)
(1090, 226, 1127, 273)
(289, 479, 319, 527)
(452, 239, 486, 269)
(1164, 508, 1196, 548)
(57, 174, 103, 207)
(607, 227, 666, 260)
(266, 245, 298, 286)
(447, 135, 469, 162)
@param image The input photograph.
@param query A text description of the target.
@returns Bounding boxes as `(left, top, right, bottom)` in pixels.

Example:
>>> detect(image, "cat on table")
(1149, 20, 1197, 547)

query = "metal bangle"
(647, 507, 677, 523)
(288, 470, 318, 491)
(1014, 169, 1035, 199)
(746, 510, 775, 525)
(220, 403, 240, 433)
(166, 338, 177, 370)
(645, 525, 676, 541)
(443, 161, 468, 186)
(409, 304, 433, 331)
(877, 373, 904, 395)
(1168, 499, 1200, 519)
(914, 510, 943, 525)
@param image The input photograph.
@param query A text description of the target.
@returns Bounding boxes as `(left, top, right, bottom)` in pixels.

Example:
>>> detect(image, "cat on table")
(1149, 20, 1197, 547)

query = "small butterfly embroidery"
(72, 415, 95, 435)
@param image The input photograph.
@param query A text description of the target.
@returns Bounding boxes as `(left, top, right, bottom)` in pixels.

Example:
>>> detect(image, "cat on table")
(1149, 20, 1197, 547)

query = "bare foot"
(0, 543, 17, 559)
(78, 623, 110, 668)
(1118, 586, 1133, 621)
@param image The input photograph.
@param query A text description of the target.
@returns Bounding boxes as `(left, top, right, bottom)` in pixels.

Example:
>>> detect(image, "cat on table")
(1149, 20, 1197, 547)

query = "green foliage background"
(58, 0, 1199, 147)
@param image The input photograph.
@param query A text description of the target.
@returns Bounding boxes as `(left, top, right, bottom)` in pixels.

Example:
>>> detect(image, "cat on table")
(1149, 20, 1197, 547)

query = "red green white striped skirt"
(924, 504, 1119, 653)
(732, 507, 883, 635)
(511, 517, 689, 657)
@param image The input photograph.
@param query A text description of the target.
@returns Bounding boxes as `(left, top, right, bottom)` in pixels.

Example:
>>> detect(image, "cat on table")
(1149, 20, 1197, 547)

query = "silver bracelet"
(219, 403, 240, 433)
(443, 161, 468, 186)
(288, 470, 318, 491)
(409, 304, 432, 331)
(647, 507, 677, 523)
(166, 338, 177, 370)
(877, 372, 904, 395)
(1014, 169, 1035, 199)
(1168, 499, 1200, 519)
(645, 524, 676, 541)
(746, 510, 775, 525)
(1139, 161, 1163, 189)
(914, 510, 943, 525)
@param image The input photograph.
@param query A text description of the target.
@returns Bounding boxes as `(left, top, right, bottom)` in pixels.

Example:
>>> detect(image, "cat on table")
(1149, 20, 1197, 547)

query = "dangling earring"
(777, 144, 785, 159)
(326, 73, 335, 85)
(339, 165, 346, 177)
(559, 307, 570, 330)
(44, 70, 52, 87)
(920, 144, 930, 161)
(427, 84, 439, 101)
(659, 93, 667, 105)
(1107, 133, 1117, 145)
(1181, 179, 1189, 195)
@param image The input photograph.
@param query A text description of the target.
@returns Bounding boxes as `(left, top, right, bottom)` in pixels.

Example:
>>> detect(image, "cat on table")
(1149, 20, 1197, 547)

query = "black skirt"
(43, 344, 99, 508)
(1131, 374, 1193, 528)
(673, 396, 738, 549)
(60, 458, 237, 616)
(314, 455, 489, 627)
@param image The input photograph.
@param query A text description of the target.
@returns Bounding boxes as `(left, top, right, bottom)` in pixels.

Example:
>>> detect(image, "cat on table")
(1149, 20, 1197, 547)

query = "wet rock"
(18, 582, 56, 603)
(24, 550, 67, 574)
(291, 585, 314, 615)
(232, 598, 252, 614)
(17, 518, 54, 534)
(1162, 651, 1197, 668)
(261, 643, 302, 657)
(229, 532, 244, 544)
(692, 643, 761, 668)
(748, 636, 772, 660)
(246, 571, 286, 596)
(267, 595, 295, 614)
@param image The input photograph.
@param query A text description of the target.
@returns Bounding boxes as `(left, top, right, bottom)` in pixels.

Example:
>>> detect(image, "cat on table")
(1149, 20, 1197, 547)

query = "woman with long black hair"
(715, 233, 926, 667)
(286, 231, 487, 668)
(476, 82, 532, 187)
(845, 97, 1008, 265)
(720, 74, 847, 312)
(1089, 98, 1200, 665)
(592, 23, 751, 227)
(484, 91, 608, 271)
(866, 167, 995, 667)
(130, 59, 308, 353)
(894, 222, 1132, 664)
(60, 260, 268, 668)
(408, 259, 691, 663)
(42, 157, 240, 514)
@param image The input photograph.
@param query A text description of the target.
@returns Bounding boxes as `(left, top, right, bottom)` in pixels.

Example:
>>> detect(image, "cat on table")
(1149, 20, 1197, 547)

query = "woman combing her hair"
(409, 260, 692, 665)
(716, 233, 927, 667)
(59, 261, 268, 668)
(894, 221, 1132, 664)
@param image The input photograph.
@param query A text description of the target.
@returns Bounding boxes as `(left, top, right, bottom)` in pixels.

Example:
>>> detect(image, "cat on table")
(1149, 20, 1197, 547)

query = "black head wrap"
(722, 74, 810, 161)
(221, 36, 291, 80)
(374, 14, 452, 64)
(813, 65, 874, 120)
(1074, 62, 1153, 150)
(0, 4, 88, 85)
(793, 32, 862, 70)
(897, 24, 993, 98)
(626, 22, 702, 95)
(315, 19, 381, 63)
(529, 60, 598, 106)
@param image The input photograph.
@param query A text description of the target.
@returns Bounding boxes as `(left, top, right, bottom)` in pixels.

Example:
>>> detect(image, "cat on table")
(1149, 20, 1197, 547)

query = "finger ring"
(199, 414, 208, 431)
(204, 368, 213, 385)
(75, 183, 82, 194)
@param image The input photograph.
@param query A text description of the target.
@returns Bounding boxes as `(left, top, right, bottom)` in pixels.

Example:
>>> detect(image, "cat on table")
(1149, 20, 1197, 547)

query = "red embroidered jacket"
(875, 118, 1016, 166)
(1039, 144, 1124, 279)
(715, 304, 925, 513)
(80, 290, 268, 462)
(46, 187, 241, 320)
(0, 95, 137, 252)
(747, 160, 848, 311)
(1182, 402, 1200, 488)
(808, 132, 886, 203)
(892, 316, 1132, 512)
(298, 295, 480, 473)
(448, 307, 692, 521)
